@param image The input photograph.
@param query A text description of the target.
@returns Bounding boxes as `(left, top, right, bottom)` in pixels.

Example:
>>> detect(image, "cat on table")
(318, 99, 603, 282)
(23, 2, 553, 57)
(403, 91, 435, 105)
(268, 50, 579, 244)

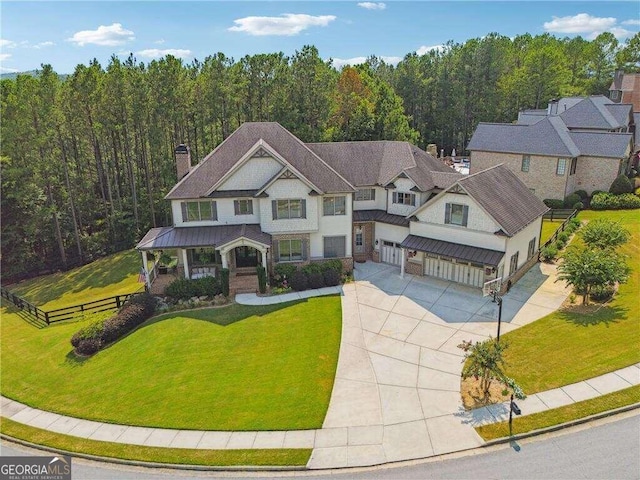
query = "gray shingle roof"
(400, 235, 504, 266)
(570, 132, 631, 158)
(457, 165, 549, 237)
(353, 209, 410, 227)
(559, 96, 623, 129)
(166, 122, 355, 199)
(307, 140, 456, 191)
(136, 224, 271, 250)
(605, 103, 633, 127)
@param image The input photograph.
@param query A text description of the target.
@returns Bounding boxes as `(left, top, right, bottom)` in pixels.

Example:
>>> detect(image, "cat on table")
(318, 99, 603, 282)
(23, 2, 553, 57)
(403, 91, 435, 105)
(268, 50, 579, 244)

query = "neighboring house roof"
(457, 165, 549, 236)
(517, 109, 547, 125)
(306, 141, 457, 191)
(558, 96, 629, 130)
(400, 235, 504, 266)
(610, 72, 640, 112)
(136, 224, 271, 250)
(166, 122, 355, 199)
(353, 209, 410, 227)
(570, 132, 631, 158)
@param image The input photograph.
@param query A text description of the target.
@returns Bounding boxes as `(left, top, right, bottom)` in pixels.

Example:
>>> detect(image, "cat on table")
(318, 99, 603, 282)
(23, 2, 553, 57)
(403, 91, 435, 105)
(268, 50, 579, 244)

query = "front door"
(235, 246, 258, 268)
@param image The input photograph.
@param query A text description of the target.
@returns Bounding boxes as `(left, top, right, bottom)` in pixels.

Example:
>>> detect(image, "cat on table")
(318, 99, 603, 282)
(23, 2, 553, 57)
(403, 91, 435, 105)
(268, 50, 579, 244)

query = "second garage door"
(424, 256, 485, 287)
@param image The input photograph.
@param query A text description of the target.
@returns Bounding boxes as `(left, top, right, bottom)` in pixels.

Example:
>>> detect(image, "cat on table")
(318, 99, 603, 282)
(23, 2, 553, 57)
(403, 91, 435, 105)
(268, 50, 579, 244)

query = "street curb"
(0, 434, 306, 472)
(483, 402, 640, 446)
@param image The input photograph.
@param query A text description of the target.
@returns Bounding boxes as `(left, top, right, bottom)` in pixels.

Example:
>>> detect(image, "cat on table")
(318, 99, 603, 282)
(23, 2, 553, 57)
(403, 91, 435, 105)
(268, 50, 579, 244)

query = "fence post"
(44, 311, 50, 325)
(116, 296, 121, 309)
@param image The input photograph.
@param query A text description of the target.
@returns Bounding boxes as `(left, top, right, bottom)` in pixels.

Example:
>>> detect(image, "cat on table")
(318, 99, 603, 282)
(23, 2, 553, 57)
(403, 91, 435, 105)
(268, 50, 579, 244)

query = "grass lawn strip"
(9, 250, 143, 311)
(0, 418, 310, 467)
(500, 209, 640, 393)
(475, 385, 640, 441)
(1, 296, 341, 431)
(540, 219, 565, 245)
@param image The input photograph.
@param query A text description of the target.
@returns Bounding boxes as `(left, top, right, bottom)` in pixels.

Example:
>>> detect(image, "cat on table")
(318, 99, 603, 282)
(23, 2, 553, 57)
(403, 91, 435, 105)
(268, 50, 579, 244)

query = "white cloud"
(0, 53, 12, 61)
(0, 39, 16, 49)
(543, 13, 617, 34)
(331, 55, 401, 68)
(228, 13, 336, 36)
(0, 66, 19, 73)
(154, 39, 165, 44)
(68, 23, 135, 46)
(33, 41, 55, 49)
(136, 48, 192, 59)
(621, 19, 640, 26)
(607, 27, 632, 38)
(416, 44, 444, 55)
(357, 2, 386, 10)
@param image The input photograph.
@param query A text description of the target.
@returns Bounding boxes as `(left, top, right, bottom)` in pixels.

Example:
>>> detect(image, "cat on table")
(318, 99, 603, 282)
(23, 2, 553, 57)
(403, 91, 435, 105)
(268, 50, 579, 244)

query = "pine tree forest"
(2, 33, 639, 278)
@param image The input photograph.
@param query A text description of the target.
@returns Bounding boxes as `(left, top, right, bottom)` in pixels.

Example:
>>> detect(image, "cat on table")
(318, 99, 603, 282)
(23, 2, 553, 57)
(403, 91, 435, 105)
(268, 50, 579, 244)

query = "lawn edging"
(0, 418, 310, 470)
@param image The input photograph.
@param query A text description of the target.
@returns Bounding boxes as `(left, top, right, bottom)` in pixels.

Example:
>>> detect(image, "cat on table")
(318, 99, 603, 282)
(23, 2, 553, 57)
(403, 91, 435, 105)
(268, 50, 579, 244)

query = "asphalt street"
(2, 412, 639, 480)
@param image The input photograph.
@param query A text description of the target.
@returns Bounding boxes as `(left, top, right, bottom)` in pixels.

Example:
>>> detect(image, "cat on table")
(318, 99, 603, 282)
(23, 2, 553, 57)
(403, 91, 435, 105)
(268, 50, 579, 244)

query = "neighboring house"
(609, 69, 640, 112)
(136, 122, 547, 290)
(468, 96, 634, 200)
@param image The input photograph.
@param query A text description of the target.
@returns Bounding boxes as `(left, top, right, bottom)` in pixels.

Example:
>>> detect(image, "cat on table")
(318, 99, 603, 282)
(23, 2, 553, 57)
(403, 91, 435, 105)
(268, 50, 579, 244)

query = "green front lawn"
(0, 418, 311, 466)
(540, 219, 564, 245)
(1, 296, 342, 430)
(502, 209, 640, 394)
(9, 250, 143, 310)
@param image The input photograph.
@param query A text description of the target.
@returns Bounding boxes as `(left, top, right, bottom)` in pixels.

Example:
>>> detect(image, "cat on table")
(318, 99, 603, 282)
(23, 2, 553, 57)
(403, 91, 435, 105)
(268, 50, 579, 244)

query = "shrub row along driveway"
(308, 261, 571, 468)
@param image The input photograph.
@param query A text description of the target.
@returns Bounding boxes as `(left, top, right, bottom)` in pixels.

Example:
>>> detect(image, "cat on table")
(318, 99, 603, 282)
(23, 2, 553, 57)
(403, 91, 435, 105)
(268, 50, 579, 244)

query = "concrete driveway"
(308, 261, 571, 468)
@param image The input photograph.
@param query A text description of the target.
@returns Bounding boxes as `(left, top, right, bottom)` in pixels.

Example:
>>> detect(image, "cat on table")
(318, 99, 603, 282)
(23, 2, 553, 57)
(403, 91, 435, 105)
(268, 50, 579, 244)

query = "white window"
(509, 252, 519, 276)
(181, 201, 217, 222)
(323, 196, 346, 216)
(445, 203, 469, 227)
(272, 199, 305, 219)
(355, 189, 375, 201)
(521, 155, 530, 172)
(556, 158, 568, 176)
(392, 192, 415, 206)
(324, 236, 346, 258)
(234, 199, 253, 215)
(278, 239, 303, 262)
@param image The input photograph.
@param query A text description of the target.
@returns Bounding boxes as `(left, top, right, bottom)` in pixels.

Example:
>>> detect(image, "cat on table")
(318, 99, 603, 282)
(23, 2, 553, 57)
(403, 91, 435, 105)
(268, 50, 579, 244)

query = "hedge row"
(272, 259, 344, 292)
(539, 217, 581, 262)
(165, 276, 222, 300)
(590, 192, 640, 210)
(71, 293, 156, 355)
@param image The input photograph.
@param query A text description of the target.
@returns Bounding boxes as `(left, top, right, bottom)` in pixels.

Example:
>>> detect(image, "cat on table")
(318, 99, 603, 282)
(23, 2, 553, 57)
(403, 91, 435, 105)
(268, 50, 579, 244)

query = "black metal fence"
(0, 287, 142, 325)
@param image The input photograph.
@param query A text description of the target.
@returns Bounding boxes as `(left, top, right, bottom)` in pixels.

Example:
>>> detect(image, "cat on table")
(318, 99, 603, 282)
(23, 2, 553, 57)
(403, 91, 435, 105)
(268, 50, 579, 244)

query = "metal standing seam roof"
(353, 209, 410, 227)
(136, 224, 271, 250)
(400, 235, 504, 266)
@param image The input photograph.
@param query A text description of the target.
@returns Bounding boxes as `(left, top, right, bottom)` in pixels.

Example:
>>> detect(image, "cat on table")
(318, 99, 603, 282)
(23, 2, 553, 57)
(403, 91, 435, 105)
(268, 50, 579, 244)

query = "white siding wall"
(409, 222, 506, 251)
(311, 195, 352, 258)
(259, 179, 319, 233)
(374, 223, 410, 250)
(353, 187, 386, 211)
(503, 217, 543, 277)
(416, 192, 500, 232)
(217, 156, 283, 190)
(387, 178, 419, 216)
(172, 198, 260, 227)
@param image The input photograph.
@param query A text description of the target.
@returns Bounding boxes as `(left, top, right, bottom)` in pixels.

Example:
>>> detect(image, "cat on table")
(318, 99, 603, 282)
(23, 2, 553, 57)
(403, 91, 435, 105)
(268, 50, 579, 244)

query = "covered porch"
(135, 224, 271, 292)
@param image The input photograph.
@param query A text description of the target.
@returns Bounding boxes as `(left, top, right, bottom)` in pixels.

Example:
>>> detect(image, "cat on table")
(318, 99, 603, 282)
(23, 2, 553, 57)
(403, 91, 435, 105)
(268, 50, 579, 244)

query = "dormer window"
(392, 192, 415, 206)
(445, 203, 468, 227)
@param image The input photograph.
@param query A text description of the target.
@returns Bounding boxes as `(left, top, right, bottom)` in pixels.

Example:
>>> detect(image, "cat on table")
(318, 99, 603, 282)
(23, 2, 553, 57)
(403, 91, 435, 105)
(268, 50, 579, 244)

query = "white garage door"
(381, 240, 402, 266)
(424, 256, 485, 287)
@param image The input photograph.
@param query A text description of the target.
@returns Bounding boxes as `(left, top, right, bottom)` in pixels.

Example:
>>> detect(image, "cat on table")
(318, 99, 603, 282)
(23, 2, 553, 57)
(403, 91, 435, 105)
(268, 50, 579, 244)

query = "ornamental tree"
(558, 248, 630, 305)
(581, 219, 630, 250)
(459, 338, 511, 398)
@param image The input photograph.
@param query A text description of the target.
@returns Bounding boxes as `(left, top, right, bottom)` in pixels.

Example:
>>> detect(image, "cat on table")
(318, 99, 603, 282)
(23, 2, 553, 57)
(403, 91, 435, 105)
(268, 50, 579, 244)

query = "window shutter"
(302, 239, 308, 260)
(234, 200, 240, 215)
(462, 205, 469, 227)
(211, 202, 218, 221)
(371, 189, 375, 201)
(181, 202, 188, 222)
(393, 192, 398, 203)
(248, 200, 253, 215)
(272, 240, 279, 262)
(272, 200, 277, 220)
(444, 203, 451, 224)
(411, 194, 416, 206)
(301, 200, 306, 218)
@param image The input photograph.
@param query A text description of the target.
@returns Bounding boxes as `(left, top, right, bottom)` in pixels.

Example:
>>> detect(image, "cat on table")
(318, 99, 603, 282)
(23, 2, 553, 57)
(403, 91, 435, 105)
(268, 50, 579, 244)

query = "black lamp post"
(492, 290, 503, 342)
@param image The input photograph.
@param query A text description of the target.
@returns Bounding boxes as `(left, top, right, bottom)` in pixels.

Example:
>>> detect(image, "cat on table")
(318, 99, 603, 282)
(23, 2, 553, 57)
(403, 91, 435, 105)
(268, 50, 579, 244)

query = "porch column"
(261, 248, 268, 281)
(141, 250, 151, 290)
(181, 249, 190, 279)
(221, 250, 229, 269)
(400, 247, 406, 278)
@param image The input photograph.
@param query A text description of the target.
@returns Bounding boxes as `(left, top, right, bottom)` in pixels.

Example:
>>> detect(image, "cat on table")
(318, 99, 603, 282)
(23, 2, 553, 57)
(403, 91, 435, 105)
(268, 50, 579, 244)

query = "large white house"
(136, 122, 548, 290)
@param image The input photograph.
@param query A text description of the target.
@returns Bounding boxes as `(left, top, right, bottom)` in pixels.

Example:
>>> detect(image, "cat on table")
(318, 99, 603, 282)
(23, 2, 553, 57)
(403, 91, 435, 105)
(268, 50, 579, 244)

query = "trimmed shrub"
(256, 266, 267, 294)
(274, 263, 297, 279)
(543, 199, 564, 209)
(557, 231, 570, 244)
(308, 272, 325, 289)
(74, 338, 101, 356)
(555, 237, 567, 249)
(609, 174, 634, 194)
(590, 285, 615, 302)
(563, 193, 581, 208)
(323, 268, 341, 287)
(318, 259, 343, 273)
(568, 217, 581, 229)
(301, 263, 323, 276)
(220, 268, 230, 297)
(165, 276, 221, 300)
(290, 271, 308, 291)
(591, 192, 640, 210)
(574, 190, 588, 200)
(540, 245, 558, 262)
(572, 201, 584, 210)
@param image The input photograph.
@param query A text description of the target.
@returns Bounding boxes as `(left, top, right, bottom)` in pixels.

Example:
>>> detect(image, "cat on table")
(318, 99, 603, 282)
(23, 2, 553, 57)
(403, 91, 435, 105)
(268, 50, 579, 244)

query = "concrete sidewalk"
(2, 261, 637, 469)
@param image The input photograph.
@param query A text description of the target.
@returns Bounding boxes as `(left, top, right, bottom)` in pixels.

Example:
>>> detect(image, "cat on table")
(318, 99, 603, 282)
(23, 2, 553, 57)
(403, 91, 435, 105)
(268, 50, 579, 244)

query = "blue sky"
(1, 1, 639, 73)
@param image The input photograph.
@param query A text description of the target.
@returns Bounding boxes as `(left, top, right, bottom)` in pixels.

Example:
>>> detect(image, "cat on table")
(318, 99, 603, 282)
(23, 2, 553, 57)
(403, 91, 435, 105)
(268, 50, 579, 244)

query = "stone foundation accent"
(372, 250, 380, 263)
(405, 261, 422, 276)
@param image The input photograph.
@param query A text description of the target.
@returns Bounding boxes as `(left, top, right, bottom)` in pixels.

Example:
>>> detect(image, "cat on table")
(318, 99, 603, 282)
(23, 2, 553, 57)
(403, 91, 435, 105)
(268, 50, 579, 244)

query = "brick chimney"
(175, 144, 191, 180)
